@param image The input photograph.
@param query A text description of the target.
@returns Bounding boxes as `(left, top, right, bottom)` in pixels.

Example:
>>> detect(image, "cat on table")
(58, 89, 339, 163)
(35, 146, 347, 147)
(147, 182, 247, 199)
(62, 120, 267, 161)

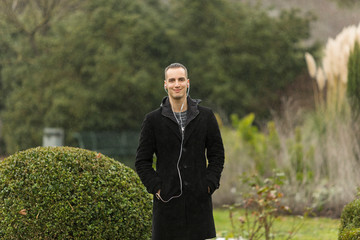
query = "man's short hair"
(164, 63, 188, 79)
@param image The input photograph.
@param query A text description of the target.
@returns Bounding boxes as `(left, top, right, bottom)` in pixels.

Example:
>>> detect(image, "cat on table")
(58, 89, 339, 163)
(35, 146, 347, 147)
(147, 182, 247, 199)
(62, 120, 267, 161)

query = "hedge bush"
(0, 146, 152, 239)
(339, 199, 360, 240)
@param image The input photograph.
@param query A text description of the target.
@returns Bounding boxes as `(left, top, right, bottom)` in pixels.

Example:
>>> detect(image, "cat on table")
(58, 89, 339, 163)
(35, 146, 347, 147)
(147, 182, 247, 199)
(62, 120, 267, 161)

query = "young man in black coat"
(135, 63, 225, 240)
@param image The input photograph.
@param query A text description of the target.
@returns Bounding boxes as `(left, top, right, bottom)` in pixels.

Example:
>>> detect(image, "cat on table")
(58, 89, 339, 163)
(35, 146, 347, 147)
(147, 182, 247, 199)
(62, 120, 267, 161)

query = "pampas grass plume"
(316, 67, 326, 91)
(305, 52, 317, 78)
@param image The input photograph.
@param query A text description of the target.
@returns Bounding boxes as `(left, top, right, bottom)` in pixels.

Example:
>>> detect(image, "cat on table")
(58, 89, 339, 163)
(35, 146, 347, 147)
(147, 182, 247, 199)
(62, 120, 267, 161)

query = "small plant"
(225, 170, 303, 240)
(231, 113, 280, 176)
(286, 127, 315, 183)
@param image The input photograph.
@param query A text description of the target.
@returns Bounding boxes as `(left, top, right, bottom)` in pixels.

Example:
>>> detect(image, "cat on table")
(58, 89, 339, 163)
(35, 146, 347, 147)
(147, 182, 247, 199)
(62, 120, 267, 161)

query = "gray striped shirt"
(174, 111, 187, 131)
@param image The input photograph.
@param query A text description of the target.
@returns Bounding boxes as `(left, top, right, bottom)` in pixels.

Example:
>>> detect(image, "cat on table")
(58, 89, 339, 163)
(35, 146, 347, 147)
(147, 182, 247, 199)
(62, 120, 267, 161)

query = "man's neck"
(169, 97, 188, 112)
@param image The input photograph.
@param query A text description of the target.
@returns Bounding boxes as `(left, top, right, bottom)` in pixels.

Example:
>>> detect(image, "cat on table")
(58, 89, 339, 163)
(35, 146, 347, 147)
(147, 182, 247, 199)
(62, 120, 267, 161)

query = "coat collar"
(160, 96, 201, 126)
(160, 96, 201, 142)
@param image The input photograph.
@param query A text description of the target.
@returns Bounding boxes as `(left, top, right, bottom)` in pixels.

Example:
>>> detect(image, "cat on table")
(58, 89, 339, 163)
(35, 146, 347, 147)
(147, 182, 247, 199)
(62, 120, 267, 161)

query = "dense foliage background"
(0, 0, 314, 153)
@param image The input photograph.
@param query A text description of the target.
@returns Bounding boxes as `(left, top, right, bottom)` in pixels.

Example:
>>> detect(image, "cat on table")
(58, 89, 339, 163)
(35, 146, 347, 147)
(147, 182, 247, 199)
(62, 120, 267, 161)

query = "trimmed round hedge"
(0, 147, 152, 239)
(339, 199, 360, 240)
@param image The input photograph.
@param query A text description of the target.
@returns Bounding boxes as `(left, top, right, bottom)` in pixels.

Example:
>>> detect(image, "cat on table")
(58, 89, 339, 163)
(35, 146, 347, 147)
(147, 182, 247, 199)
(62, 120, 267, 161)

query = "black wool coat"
(135, 96, 225, 240)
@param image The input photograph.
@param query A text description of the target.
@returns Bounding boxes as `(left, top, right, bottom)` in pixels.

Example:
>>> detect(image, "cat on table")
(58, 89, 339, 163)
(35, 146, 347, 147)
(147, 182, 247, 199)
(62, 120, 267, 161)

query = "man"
(135, 63, 225, 240)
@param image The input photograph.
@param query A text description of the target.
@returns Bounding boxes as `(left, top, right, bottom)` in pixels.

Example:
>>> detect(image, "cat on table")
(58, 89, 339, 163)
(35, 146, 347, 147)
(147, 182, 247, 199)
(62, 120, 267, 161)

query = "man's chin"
(171, 95, 186, 100)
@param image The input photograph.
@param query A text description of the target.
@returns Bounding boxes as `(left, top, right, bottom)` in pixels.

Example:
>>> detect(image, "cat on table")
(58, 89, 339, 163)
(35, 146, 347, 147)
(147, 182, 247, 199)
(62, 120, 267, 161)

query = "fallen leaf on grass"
(19, 209, 27, 215)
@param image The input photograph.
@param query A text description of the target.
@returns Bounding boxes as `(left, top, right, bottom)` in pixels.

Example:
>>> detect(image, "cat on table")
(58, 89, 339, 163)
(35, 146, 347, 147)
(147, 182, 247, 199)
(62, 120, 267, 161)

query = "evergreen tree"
(347, 41, 360, 112)
(166, 0, 313, 118)
(0, 0, 169, 153)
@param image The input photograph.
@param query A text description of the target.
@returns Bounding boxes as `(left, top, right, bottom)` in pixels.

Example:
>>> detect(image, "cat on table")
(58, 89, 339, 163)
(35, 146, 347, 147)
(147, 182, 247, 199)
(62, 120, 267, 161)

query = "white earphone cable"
(156, 92, 188, 203)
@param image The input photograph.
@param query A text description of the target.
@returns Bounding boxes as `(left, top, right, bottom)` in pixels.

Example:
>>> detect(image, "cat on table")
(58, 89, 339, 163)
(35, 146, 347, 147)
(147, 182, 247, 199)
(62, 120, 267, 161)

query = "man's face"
(164, 67, 189, 101)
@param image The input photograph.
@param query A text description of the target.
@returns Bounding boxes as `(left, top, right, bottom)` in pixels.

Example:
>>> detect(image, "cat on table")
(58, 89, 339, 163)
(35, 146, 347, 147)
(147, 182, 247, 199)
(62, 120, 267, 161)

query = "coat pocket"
(197, 180, 211, 200)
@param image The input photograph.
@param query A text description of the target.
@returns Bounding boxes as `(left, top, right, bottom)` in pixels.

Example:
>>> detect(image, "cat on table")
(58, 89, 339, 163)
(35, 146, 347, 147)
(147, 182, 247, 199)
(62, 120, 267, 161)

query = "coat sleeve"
(135, 114, 162, 194)
(205, 110, 225, 194)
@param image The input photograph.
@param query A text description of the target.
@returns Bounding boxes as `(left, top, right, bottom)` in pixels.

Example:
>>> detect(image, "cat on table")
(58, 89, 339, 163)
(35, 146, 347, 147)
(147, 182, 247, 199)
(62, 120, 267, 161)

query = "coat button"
(183, 147, 187, 152)
(184, 181, 189, 186)
(183, 165, 188, 169)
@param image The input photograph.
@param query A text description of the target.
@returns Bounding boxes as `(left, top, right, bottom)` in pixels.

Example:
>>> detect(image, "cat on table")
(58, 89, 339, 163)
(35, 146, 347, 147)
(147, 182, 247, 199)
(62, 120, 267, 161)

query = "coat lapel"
(161, 97, 181, 141)
(164, 117, 181, 141)
(183, 117, 200, 144)
(183, 97, 200, 144)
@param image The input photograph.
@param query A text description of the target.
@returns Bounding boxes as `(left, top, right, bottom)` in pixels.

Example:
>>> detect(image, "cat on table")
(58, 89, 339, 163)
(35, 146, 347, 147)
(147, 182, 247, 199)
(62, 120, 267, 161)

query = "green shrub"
(339, 228, 360, 240)
(0, 146, 152, 239)
(339, 199, 360, 240)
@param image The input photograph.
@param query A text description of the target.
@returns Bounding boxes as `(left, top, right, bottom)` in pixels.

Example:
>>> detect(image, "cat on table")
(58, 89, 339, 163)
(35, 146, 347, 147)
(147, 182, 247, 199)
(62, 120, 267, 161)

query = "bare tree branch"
(1, 1, 29, 34)
(0, 0, 83, 54)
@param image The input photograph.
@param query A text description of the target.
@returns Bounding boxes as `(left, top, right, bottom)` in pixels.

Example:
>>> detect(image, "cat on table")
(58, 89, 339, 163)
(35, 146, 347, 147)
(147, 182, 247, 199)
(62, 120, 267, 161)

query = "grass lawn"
(213, 208, 340, 240)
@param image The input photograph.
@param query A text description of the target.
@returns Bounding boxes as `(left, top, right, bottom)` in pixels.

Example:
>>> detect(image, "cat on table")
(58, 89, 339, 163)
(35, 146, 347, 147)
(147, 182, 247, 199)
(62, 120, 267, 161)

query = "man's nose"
(175, 80, 180, 87)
